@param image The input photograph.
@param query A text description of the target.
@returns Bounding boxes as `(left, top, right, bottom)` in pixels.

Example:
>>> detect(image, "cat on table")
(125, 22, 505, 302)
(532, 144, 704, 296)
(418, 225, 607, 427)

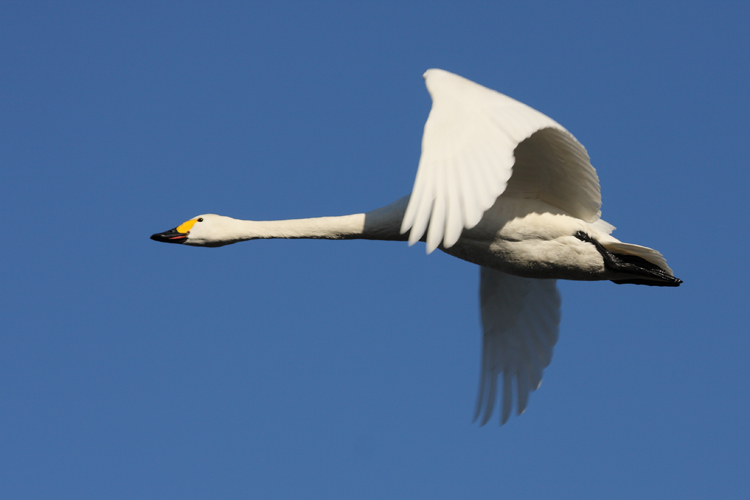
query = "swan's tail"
(576, 231, 682, 287)
(600, 241, 672, 274)
(599, 241, 682, 287)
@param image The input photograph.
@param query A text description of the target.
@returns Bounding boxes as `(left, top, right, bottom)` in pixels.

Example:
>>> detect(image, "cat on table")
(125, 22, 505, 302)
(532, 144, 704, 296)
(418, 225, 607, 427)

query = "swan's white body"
(152, 69, 680, 425)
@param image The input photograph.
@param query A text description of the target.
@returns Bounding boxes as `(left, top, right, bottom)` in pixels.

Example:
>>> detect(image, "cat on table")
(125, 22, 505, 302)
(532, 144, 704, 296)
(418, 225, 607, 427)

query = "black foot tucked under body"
(574, 231, 682, 287)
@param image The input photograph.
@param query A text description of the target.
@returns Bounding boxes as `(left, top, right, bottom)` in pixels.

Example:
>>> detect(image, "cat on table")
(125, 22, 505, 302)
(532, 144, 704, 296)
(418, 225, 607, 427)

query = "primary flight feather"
(151, 69, 681, 425)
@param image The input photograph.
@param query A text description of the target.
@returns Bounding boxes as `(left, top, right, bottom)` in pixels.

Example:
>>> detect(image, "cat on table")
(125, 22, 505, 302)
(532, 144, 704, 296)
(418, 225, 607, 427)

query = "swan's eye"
(198, 218, 203, 222)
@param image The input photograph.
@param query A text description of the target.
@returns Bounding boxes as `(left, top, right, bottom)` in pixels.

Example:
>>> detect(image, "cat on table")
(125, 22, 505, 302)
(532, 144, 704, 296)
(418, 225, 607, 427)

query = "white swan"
(151, 69, 681, 425)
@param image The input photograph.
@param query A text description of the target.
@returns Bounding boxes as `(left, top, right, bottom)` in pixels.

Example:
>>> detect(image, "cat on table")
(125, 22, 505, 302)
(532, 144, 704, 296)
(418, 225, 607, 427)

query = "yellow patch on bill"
(176, 219, 198, 234)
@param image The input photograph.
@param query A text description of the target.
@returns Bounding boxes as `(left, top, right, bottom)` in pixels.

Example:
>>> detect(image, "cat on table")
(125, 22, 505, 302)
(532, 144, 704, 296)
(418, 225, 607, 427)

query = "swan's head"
(150, 214, 239, 247)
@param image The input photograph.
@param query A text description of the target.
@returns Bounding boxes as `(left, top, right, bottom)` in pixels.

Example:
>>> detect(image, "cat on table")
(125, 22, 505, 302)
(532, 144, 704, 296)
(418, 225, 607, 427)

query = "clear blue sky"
(2, 2, 749, 499)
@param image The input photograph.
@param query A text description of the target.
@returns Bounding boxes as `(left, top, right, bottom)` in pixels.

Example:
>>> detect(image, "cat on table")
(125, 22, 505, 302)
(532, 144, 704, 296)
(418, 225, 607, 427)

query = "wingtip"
(441, 228, 460, 250)
(500, 406, 511, 426)
(399, 219, 411, 236)
(480, 412, 492, 426)
(407, 233, 421, 248)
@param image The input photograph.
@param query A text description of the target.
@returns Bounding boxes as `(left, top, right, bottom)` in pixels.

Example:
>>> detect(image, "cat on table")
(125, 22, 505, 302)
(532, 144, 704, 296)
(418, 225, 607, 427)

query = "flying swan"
(151, 69, 681, 425)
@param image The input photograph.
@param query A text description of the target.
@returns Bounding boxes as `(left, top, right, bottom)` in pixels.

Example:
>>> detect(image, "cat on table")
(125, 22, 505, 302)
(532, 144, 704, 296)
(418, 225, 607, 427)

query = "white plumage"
(402, 69, 601, 253)
(152, 69, 681, 425)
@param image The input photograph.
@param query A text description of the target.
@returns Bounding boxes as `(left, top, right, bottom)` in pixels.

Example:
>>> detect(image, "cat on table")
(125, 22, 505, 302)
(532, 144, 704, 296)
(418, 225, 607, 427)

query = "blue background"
(2, 2, 749, 498)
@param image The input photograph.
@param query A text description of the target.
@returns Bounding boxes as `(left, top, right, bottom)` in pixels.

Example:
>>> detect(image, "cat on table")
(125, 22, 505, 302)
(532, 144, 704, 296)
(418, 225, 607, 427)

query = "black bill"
(150, 227, 188, 244)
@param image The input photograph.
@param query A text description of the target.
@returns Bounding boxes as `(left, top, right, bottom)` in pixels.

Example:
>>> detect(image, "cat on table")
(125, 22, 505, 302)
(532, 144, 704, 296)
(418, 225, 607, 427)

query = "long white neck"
(217, 195, 410, 243)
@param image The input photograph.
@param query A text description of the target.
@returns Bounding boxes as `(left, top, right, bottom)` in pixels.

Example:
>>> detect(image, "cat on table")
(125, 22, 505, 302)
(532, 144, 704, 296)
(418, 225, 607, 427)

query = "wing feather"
(475, 267, 561, 425)
(425, 159, 447, 252)
(402, 69, 602, 252)
(443, 156, 464, 248)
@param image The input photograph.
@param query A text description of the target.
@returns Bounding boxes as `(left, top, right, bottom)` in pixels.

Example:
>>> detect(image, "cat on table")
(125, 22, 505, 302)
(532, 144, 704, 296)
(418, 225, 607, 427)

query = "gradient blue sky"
(2, 2, 749, 499)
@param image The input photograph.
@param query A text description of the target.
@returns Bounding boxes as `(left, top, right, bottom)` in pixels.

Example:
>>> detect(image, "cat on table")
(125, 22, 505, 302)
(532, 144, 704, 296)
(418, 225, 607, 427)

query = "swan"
(151, 69, 681, 425)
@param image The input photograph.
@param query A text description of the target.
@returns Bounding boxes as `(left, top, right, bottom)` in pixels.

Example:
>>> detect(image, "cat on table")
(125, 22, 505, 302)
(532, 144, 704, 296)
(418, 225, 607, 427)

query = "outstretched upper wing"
(476, 267, 561, 425)
(401, 69, 602, 253)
